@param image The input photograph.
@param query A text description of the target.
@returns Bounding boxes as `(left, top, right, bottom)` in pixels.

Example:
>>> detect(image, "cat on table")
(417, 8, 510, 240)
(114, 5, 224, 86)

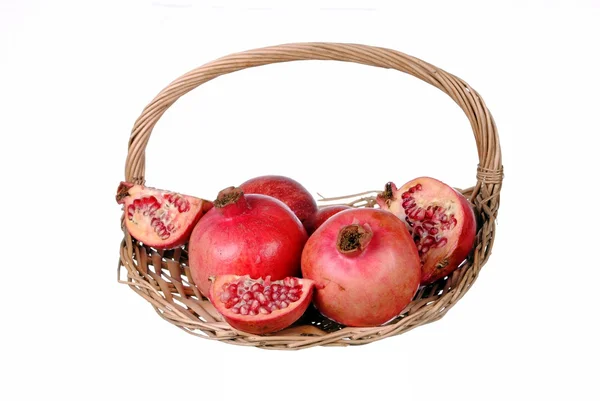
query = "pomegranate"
(239, 175, 318, 232)
(305, 205, 352, 235)
(376, 177, 477, 285)
(301, 208, 421, 327)
(115, 182, 213, 249)
(189, 186, 308, 297)
(209, 275, 315, 334)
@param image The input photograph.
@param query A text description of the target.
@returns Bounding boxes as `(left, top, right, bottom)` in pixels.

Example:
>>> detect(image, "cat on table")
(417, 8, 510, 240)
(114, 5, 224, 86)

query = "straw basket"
(117, 42, 503, 350)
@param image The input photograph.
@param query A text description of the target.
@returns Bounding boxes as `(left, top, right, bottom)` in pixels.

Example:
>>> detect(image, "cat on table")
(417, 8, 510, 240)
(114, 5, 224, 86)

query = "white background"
(1, 1, 599, 399)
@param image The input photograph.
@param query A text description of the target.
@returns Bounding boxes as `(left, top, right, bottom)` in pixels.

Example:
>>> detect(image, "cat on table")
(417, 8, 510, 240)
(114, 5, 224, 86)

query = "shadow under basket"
(117, 42, 503, 350)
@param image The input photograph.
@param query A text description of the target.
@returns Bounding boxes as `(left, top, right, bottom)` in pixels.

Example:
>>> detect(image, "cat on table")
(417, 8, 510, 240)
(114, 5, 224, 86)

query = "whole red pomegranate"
(301, 208, 421, 327)
(239, 175, 317, 232)
(115, 182, 213, 249)
(376, 177, 477, 284)
(189, 187, 308, 297)
(305, 205, 352, 235)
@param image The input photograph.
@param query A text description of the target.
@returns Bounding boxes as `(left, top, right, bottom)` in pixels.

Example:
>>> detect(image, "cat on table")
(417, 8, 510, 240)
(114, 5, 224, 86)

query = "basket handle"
(125, 42, 502, 218)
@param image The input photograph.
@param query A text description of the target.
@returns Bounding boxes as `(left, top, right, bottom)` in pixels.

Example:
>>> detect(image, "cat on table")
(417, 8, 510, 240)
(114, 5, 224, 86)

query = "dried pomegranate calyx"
(378, 181, 397, 207)
(214, 186, 243, 208)
(336, 224, 373, 255)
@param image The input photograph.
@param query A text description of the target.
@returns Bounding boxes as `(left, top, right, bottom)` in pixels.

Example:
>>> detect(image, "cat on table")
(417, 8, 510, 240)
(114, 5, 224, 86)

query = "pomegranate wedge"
(377, 177, 476, 284)
(116, 182, 213, 249)
(209, 275, 314, 335)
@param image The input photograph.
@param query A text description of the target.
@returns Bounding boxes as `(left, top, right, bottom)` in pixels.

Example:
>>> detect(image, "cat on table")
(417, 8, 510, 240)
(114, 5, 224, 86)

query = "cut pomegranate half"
(209, 275, 315, 335)
(116, 182, 213, 249)
(377, 177, 477, 284)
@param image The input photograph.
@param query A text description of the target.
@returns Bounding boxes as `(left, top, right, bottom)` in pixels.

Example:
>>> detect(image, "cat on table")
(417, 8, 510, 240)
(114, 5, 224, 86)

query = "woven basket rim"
(117, 42, 503, 349)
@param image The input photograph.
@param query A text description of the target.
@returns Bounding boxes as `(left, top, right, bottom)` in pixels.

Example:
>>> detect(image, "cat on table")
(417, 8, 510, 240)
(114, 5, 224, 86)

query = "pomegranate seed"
(409, 186, 416, 193)
(404, 204, 417, 216)
(435, 237, 448, 248)
(256, 292, 267, 305)
(272, 284, 280, 293)
(408, 208, 419, 219)
(249, 310, 257, 316)
(421, 246, 430, 254)
(242, 292, 252, 301)
(220, 292, 231, 302)
(415, 226, 425, 237)
(287, 293, 299, 302)
(288, 288, 299, 296)
(415, 184, 422, 191)
(422, 221, 434, 230)
(429, 228, 439, 235)
(289, 278, 298, 287)
(402, 198, 415, 209)
(280, 286, 288, 294)
(280, 301, 289, 309)
(425, 208, 434, 219)
(272, 293, 279, 301)
(231, 307, 240, 314)
(240, 305, 249, 315)
(179, 201, 190, 213)
(250, 299, 260, 311)
(259, 306, 269, 315)
(401, 191, 411, 199)
(415, 208, 426, 221)
(279, 293, 287, 301)
(270, 304, 279, 312)
(423, 237, 435, 247)
(251, 283, 262, 292)
(440, 214, 448, 222)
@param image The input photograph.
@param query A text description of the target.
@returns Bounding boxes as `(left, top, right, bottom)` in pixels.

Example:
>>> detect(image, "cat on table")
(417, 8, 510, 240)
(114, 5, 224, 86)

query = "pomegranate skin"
(301, 208, 421, 327)
(189, 187, 308, 297)
(305, 205, 352, 235)
(240, 175, 318, 232)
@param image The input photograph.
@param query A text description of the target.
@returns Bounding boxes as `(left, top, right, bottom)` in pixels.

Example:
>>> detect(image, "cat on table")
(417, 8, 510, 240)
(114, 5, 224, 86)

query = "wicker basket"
(118, 42, 503, 350)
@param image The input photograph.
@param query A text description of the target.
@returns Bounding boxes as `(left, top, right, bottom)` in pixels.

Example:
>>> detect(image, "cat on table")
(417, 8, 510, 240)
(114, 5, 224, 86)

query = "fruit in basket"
(189, 187, 308, 297)
(209, 275, 315, 334)
(301, 208, 421, 327)
(116, 182, 213, 249)
(305, 205, 352, 235)
(240, 175, 317, 232)
(376, 177, 477, 285)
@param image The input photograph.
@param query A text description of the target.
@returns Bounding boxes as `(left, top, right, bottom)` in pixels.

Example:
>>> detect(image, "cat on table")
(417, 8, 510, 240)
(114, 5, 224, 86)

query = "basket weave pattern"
(118, 43, 503, 349)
